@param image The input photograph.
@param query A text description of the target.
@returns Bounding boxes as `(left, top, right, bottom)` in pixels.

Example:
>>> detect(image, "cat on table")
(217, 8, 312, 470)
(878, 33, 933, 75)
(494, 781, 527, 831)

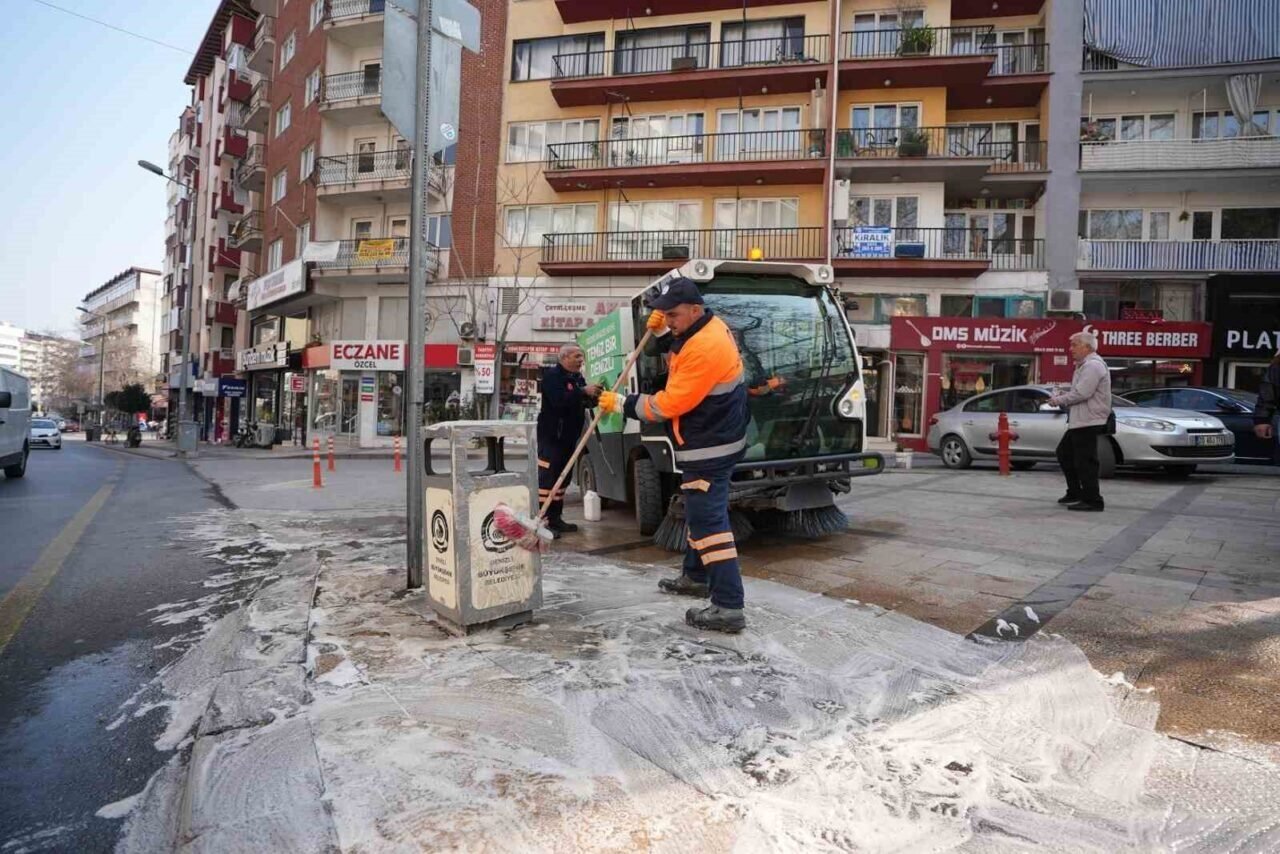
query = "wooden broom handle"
(537, 328, 655, 521)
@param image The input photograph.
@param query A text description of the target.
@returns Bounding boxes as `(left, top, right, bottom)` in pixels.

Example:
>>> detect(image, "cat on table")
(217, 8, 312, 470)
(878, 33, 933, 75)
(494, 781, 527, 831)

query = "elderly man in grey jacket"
(1048, 331, 1112, 512)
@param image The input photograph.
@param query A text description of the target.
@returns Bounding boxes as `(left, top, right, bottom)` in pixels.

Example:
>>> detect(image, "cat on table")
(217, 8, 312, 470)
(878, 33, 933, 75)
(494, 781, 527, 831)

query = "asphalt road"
(0, 440, 230, 851)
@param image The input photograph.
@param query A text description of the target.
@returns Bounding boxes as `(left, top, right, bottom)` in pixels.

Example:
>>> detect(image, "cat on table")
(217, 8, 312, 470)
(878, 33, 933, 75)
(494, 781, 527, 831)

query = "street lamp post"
(77, 307, 107, 431)
(139, 159, 197, 456)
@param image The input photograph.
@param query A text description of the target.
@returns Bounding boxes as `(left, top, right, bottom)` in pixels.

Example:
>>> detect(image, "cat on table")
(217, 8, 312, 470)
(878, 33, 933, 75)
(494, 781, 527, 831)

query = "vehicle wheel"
(939, 434, 972, 469)
(1010, 460, 1036, 471)
(55, 443, 62, 451)
(1097, 437, 1117, 479)
(633, 456, 665, 536)
(4, 443, 28, 479)
(1164, 465, 1197, 478)
(576, 455, 612, 509)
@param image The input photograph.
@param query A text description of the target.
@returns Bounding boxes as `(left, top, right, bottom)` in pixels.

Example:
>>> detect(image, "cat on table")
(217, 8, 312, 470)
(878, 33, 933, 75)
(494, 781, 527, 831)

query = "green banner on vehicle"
(578, 309, 627, 434)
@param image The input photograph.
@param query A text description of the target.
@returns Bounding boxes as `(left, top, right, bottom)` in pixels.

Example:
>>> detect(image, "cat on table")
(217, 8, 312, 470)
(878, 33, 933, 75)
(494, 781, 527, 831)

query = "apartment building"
(78, 268, 164, 398)
(1075, 0, 1280, 395)
(19, 332, 80, 413)
(235, 0, 507, 448)
(0, 322, 20, 372)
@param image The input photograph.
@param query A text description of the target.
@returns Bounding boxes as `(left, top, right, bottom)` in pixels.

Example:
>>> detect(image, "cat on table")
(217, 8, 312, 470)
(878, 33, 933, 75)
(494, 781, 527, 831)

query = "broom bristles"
(493, 502, 553, 553)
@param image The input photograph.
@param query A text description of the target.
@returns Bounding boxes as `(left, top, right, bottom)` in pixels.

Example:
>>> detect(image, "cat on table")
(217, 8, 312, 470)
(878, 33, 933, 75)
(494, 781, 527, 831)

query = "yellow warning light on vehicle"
(748, 246, 765, 261)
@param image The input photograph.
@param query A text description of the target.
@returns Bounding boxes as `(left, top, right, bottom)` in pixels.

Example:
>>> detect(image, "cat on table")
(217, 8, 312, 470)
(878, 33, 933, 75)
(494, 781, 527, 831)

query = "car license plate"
(1195, 434, 1231, 446)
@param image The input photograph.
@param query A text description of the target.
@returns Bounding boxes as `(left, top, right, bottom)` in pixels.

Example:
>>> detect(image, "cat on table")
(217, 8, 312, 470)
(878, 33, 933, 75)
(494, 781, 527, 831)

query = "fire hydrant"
(989, 411, 1020, 476)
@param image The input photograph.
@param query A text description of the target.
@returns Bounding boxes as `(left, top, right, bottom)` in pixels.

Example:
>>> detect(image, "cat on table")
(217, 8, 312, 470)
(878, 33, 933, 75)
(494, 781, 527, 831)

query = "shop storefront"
(304, 340, 406, 448)
(218, 377, 246, 443)
(236, 340, 291, 439)
(1207, 278, 1280, 393)
(888, 317, 1212, 450)
(498, 343, 562, 422)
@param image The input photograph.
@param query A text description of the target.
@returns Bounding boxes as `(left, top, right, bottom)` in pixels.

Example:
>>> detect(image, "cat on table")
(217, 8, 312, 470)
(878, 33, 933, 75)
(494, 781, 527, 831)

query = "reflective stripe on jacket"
(625, 311, 748, 467)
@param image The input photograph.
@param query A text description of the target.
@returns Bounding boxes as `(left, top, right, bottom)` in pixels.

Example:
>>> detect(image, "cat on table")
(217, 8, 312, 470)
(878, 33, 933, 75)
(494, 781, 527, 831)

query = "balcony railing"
(840, 26, 993, 60)
(1078, 239, 1280, 272)
(326, 0, 385, 21)
(542, 228, 826, 265)
(241, 143, 266, 172)
(321, 69, 382, 103)
(314, 150, 412, 185)
(1080, 137, 1280, 171)
(313, 238, 411, 269)
(546, 129, 827, 171)
(833, 226, 1045, 269)
(231, 211, 264, 248)
(834, 127, 1047, 170)
(987, 43, 1049, 75)
(552, 34, 830, 79)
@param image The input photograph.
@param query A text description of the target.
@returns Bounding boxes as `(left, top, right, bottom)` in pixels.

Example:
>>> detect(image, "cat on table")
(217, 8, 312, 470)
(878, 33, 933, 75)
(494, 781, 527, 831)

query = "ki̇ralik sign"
(889, 317, 1211, 358)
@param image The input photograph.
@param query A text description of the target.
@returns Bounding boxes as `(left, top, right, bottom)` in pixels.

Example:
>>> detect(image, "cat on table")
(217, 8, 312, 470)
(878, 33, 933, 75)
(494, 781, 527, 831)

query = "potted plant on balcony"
(897, 24, 936, 57)
(897, 128, 929, 157)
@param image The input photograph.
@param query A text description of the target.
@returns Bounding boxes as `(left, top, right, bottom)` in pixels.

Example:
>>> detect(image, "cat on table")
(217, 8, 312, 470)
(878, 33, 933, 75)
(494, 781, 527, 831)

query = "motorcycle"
(126, 424, 142, 448)
(233, 422, 259, 448)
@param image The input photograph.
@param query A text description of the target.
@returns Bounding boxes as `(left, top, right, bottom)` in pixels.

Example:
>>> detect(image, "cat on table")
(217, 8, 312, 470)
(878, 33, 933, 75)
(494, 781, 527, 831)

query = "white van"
(0, 368, 32, 479)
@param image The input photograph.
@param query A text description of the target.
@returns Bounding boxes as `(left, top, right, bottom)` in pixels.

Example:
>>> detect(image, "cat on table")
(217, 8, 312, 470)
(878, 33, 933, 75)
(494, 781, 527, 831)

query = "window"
(851, 195, 918, 228)
(271, 168, 287, 203)
(352, 219, 374, 240)
(716, 107, 803, 159)
(304, 68, 321, 105)
(267, 238, 284, 271)
(511, 33, 604, 81)
(1192, 211, 1214, 240)
(507, 118, 600, 163)
(275, 102, 292, 137)
(309, 0, 324, 29)
(713, 197, 799, 229)
(1222, 208, 1280, 240)
(1194, 109, 1278, 139)
(506, 204, 597, 246)
(850, 104, 921, 145)
(1082, 113, 1176, 141)
(279, 30, 296, 67)
(1079, 209, 1143, 240)
(849, 9, 925, 56)
(1082, 282, 1157, 319)
(388, 217, 409, 239)
(877, 295, 926, 319)
(721, 17, 805, 66)
(426, 214, 453, 248)
(1149, 211, 1171, 240)
(614, 25, 710, 74)
(941, 295, 975, 317)
(300, 144, 315, 181)
(296, 221, 310, 254)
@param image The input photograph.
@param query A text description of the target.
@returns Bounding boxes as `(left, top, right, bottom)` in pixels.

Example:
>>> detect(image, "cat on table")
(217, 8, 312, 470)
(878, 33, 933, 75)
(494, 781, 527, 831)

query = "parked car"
(1124, 386, 1272, 464)
(29, 418, 62, 450)
(926, 384, 1234, 477)
(0, 368, 31, 477)
(64, 419, 81, 433)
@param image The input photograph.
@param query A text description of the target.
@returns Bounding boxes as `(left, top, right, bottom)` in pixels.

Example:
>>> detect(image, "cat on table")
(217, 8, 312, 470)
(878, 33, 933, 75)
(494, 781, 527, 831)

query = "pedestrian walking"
(536, 344, 601, 538)
(596, 277, 750, 633)
(1251, 350, 1280, 452)
(1048, 331, 1112, 512)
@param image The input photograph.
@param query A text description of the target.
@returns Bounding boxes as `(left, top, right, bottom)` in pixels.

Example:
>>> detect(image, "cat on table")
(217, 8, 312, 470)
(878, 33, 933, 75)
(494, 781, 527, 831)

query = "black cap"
(645, 276, 704, 310)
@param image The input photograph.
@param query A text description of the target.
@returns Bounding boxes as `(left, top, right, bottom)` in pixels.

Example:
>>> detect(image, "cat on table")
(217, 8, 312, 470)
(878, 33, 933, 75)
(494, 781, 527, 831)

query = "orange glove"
(766, 376, 785, 391)
(597, 390, 624, 414)
(647, 310, 669, 335)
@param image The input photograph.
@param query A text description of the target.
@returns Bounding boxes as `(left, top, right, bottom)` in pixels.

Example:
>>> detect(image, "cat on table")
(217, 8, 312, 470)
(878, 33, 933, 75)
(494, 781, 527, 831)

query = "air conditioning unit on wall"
(456, 346, 474, 366)
(1048, 290, 1084, 313)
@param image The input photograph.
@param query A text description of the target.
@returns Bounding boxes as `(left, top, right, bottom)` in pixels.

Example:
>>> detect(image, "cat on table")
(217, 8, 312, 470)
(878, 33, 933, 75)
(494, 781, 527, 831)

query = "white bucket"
(899, 450, 914, 470)
(583, 490, 602, 522)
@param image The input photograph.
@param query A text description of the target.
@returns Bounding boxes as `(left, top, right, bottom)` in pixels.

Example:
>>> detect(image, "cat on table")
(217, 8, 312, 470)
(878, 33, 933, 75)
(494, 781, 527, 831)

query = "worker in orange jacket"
(598, 277, 750, 633)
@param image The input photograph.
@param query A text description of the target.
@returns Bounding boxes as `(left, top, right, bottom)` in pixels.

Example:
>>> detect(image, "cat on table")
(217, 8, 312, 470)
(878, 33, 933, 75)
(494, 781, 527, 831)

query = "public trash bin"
(423, 420, 543, 635)
(86, 426, 101, 442)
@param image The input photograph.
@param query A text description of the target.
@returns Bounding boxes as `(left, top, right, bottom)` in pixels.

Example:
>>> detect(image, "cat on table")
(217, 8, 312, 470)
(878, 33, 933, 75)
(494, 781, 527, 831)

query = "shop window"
(376, 372, 403, 437)
(310, 371, 340, 433)
(1082, 282, 1155, 320)
(941, 355, 1032, 410)
(892, 354, 924, 436)
(942, 295, 1041, 318)
(844, 294, 877, 323)
(252, 320, 278, 345)
(877, 295, 926, 319)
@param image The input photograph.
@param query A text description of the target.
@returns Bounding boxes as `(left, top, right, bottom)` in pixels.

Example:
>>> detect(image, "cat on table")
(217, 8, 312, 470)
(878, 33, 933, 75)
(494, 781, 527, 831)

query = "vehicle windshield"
(1222, 388, 1257, 406)
(638, 274, 862, 461)
(31, 419, 56, 429)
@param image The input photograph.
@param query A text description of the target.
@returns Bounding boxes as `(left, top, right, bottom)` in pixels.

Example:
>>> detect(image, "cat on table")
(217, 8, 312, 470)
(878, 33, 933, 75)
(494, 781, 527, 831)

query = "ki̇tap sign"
(329, 340, 406, 371)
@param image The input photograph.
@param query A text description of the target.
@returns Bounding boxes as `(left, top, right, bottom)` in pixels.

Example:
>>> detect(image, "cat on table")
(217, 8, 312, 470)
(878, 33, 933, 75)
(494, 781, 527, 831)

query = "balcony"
(241, 78, 271, 134)
(221, 127, 249, 162)
(224, 69, 253, 106)
(838, 27, 1048, 108)
(248, 15, 274, 74)
(210, 238, 243, 272)
(550, 35, 830, 108)
(540, 227, 825, 276)
(1080, 137, 1280, 179)
(320, 69, 382, 125)
(832, 227, 1044, 277)
(314, 150, 412, 202)
(237, 144, 267, 192)
(326, 0, 386, 48)
(427, 164, 452, 199)
(835, 126, 1046, 182)
(952, 0, 1045, 18)
(205, 299, 239, 327)
(555, 0, 813, 24)
(224, 13, 254, 51)
(250, 0, 277, 16)
(231, 211, 264, 253)
(1077, 240, 1280, 274)
(311, 237, 439, 282)
(213, 181, 245, 218)
(544, 129, 827, 191)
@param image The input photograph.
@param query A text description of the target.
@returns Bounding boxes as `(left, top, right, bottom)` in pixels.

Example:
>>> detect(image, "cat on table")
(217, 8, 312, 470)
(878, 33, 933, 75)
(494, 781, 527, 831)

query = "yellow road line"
(0, 479, 116, 657)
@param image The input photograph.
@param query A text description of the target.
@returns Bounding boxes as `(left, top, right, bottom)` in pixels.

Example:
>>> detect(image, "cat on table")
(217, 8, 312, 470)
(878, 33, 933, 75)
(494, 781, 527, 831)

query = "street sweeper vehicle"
(575, 258, 885, 550)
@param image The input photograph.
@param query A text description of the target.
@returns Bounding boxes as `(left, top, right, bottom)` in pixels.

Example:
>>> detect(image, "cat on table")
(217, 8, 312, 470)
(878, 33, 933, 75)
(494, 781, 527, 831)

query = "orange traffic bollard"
(393, 435, 402, 473)
(327, 435, 335, 472)
(989, 411, 1020, 476)
(312, 437, 323, 488)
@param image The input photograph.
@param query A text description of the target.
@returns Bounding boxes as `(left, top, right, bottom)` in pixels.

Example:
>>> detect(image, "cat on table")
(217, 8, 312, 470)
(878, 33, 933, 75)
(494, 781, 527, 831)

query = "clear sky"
(0, 0, 219, 336)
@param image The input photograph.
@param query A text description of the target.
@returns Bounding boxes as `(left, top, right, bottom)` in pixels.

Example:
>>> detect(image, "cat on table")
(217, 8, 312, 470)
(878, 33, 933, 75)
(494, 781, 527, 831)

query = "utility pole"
(406, 0, 435, 589)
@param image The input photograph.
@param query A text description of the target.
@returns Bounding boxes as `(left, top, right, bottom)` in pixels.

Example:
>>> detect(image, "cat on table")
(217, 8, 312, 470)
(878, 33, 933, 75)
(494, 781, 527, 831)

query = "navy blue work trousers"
(680, 459, 745, 610)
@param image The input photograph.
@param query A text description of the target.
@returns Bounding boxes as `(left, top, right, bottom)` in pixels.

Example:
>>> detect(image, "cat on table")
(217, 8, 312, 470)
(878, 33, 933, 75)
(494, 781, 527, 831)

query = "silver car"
(29, 418, 62, 450)
(926, 385, 1233, 477)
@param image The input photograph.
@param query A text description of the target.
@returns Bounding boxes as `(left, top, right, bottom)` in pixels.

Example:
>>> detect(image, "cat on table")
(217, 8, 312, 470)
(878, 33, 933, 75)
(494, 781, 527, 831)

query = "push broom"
(494, 328, 655, 553)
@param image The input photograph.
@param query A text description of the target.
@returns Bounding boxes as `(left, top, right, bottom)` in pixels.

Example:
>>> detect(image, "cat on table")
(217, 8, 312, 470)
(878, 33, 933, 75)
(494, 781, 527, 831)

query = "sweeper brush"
(652, 501, 848, 552)
(652, 498, 755, 552)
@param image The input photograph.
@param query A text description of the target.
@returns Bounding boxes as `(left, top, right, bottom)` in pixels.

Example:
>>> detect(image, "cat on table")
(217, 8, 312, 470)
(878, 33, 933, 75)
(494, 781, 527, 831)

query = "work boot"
(658, 574, 709, 598)
(548, 518, 579, 534)
(685, 605, 746, 634)
(1068, 501, 1104, 512)
(1057, 493, 1082, 505)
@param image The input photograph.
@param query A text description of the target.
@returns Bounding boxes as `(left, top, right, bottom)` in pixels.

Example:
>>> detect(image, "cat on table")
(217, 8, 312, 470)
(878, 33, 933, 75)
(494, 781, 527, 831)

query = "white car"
(0, 368, 31, 477)
(29, 418, 62, 450)
(926, 384, 1234, 477)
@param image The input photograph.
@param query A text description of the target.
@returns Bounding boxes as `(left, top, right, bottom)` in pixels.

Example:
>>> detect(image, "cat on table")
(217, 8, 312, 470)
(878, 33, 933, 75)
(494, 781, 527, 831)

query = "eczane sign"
(329, 340, 406, 371)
